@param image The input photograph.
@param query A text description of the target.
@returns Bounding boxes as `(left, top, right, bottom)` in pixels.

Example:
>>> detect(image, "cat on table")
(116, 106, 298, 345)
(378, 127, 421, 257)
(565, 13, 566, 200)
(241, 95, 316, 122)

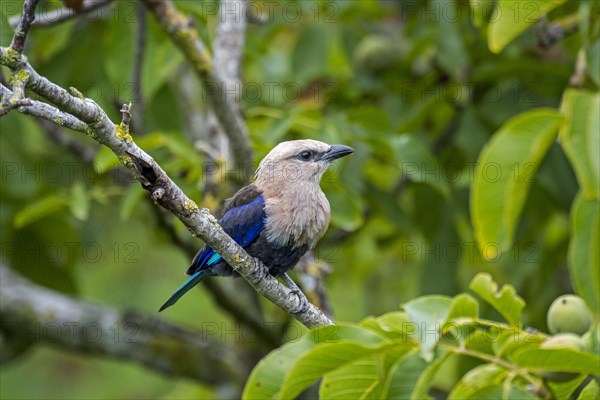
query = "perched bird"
(159, 139, 354, 311)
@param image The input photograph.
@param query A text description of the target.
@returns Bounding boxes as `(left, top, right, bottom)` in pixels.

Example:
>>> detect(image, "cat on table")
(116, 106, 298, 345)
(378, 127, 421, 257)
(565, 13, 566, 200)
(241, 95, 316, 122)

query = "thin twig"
(8, 0, 114, 29)
(10, 0, 40, 53)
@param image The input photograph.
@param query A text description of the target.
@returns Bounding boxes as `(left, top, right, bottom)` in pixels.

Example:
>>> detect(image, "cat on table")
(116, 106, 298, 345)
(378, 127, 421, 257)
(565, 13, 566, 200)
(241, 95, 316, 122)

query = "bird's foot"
(289, 290, 310, 314)
(252, 265, 270, 285)
(281, 273, 310, 314)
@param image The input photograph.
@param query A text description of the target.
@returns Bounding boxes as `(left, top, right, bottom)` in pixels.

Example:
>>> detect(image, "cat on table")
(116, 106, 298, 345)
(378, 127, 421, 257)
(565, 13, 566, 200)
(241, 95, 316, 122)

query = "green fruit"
(547, 295, 593, 335)
(353, 36, 399, 73)
(539, 334, 585, 382)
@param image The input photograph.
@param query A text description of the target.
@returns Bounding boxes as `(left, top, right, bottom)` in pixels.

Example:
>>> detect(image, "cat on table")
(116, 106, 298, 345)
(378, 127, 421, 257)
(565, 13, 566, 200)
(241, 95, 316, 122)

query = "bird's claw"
(289, 289, 310, 314)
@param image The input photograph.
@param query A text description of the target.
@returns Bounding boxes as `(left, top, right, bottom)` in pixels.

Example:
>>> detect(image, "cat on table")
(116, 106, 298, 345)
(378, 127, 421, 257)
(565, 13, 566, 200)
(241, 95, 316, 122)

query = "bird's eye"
(300, 151, 312, 160)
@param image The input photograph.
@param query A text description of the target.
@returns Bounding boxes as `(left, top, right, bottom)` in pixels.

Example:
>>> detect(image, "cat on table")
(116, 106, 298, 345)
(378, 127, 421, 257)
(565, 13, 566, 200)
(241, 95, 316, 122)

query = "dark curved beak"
(322, 144, 354, 161)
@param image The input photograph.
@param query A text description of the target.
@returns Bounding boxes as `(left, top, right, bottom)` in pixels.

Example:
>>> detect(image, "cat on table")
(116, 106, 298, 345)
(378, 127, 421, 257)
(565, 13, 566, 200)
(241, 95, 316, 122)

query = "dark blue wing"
(187, 195, 266, 274)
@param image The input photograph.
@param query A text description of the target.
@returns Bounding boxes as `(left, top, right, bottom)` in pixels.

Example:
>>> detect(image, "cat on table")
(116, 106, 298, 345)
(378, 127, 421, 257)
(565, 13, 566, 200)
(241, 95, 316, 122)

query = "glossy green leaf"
(469, 273, 525, 325)
(568, 195, 600, 315)
(411, 350, 452, 400)
(360, 311, 412, 341)
(14, 195, 68, 229)
(487, 0, 567, 53)
(403, 296, 453, 362)
(464, 384, 536, 399)
(243, 325, 386, 400)
(578, 379, 600, 400)
(446, 293, 479, 323)
(513, 348, 600, 375)
(559, 90, 600, 199)
(547, 375, 587, 400)
(448, 364, 508, 400)
(469, 0, 496, 29)
(471, 109, 562, 252)
(394, 135, 449, 198)
(243, 336, 314, 400)
(319, 355, 382, 400)
(278, 341, 400, 400)
(383, 352, 428, 399)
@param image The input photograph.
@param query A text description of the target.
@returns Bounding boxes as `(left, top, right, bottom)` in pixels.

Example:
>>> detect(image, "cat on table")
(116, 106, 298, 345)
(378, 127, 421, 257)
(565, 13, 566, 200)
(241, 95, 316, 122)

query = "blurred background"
(1, 0, 595, 398)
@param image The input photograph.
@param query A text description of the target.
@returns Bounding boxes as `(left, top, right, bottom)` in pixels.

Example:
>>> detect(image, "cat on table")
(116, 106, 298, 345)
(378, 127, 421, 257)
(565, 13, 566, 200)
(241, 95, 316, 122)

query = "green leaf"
(469, 273, 525, 325)
(278, 341, 402, 400)
(559, 90, 600, 199)
(69, 182, 89, 221)
(513, 348, 600, 375)
(319, 348, 418, 400)
(464, 384, 537, 399)
(547, 375, 588, 400)
(578, 379, 600, 400)
(319, 355, 382, 400)
(403, 295, 453, 362)
(243, 336, 314, 400)
(469, 0, 496, 30)
(14, 195, 68, 229)
(448, 364, 508, 400)
(471, 108, 562, 252)
(568, 194, 600, 315)
(383, 352, 428, 399)
(394, 135, 449, 198)
(446, 293, 479, 323)
(360, 311, 412, 341)
(487, 0, 567, 53)
(411, 350, 452, 400)
(491, 328, 544, 359)
(243, 324, 386, 400)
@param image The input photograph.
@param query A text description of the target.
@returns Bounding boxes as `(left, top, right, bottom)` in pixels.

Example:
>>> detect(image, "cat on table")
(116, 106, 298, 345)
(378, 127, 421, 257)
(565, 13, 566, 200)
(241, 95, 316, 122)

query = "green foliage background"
(1, 0, 598, 399)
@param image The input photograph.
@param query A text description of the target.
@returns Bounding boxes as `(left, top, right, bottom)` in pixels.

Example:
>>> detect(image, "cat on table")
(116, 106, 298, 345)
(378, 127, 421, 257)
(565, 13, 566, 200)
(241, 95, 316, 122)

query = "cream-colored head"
(255, 140, 353, 190)
(254, 140, 354, 248)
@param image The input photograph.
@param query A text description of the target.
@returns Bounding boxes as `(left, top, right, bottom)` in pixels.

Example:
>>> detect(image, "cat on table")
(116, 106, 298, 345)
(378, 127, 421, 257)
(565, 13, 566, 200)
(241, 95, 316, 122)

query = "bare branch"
(10, 0, 40, 53)
(0, 264, 246, 384)
(214, 0, 247, 100)
(18, 99, 90, 132)
(9, 0, 113, 29)
(142, 0, 253, 167)
(0, 47, 333, 329)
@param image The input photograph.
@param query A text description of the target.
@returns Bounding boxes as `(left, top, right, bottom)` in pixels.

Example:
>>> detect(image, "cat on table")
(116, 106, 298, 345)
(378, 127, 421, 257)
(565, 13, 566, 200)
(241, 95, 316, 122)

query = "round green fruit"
(539, 333, 585, 382)
(547, 295, 593, 335)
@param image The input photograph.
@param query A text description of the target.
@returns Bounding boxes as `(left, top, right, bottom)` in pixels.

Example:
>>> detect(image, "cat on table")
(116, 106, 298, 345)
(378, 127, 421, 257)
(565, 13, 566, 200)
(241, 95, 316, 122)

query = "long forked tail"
(159, 269, 215, 312)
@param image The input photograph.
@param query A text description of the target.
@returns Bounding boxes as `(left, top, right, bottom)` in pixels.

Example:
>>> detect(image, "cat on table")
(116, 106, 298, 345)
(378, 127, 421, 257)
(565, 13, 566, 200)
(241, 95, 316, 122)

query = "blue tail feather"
(159, 269, 215, 312)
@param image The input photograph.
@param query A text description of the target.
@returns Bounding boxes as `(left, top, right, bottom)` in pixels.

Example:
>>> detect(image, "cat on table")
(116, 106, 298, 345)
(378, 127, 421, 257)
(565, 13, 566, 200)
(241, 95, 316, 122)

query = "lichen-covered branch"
(0, 264, 245, 384)
(10, 0, 40, 53)
(0, 47, 333, 329)
(142, 0, 253, 167)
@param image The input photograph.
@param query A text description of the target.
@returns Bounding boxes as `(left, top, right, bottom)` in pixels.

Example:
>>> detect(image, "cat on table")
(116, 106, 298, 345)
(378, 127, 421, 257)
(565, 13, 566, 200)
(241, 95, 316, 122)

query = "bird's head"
(255, 139, 354, 187)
